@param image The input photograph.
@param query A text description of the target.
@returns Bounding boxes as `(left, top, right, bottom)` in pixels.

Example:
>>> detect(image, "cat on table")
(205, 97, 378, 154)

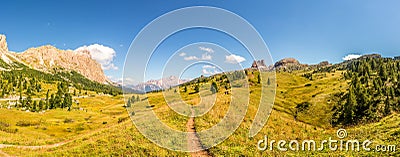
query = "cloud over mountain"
(343, 54, 362, 61)
(75, 44, 118, 70)
(225, 54, 246, 64)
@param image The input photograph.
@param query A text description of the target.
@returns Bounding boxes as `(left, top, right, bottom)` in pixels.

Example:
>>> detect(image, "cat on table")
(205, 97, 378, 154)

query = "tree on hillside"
(45, 89, 50, 108)
(210, 82, 218, 94)
(332, 57, 400, 126)
(194, 84, 199, 93)
(126, 99, 131, 108)
(32, 100, 37, 112)
(379, 64, 388, 81)
(64, 93, 72, 111)
(39, 100, 44, 111)
(344, 87, 357, 124)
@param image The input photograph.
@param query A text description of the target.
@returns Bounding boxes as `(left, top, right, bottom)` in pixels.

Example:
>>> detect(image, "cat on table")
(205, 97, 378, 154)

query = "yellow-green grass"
(0, 95, 128, 146)
(272, 71, 348, 128)
(1, 70, 399, 156)
(1, 120, 186, 156)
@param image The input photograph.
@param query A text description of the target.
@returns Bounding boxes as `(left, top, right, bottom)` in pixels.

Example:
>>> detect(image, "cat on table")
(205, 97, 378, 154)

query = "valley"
(0, 34, 399, 156)
(0, 64, 399, 156)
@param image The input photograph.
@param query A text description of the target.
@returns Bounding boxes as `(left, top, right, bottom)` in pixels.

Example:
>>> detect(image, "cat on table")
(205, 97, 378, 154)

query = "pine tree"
(210, 82, 218, 94)
(194, 84, 199, 93)
(384, 92, 391, 116)
(344, 86, 357, 124)
(26, 95, 32, 109)
(45, 90, 50, 108)
(127, 99, 131, 108)
(379, 64, 388, 81)
(39, 100, 44, 111)
(49, 94, 55, 109)
(18, 92, 22, 108)
(32, 101, 37, 112)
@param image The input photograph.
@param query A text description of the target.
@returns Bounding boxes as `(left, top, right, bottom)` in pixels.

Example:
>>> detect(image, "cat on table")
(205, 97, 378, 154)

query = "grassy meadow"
(0, 70, 399, 156)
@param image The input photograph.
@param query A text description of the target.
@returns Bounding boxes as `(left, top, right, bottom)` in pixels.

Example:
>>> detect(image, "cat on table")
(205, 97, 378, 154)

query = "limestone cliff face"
(274, 58, 307, 71)
(0, 34, 109, 83)
(15, 45, 109, 83)
(0, 35, 8, 53)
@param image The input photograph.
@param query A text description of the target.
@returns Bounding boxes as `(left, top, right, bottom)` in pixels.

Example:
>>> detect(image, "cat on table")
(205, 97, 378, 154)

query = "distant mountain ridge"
(0, 34, 109, 84)
(129, 76, 189, 93)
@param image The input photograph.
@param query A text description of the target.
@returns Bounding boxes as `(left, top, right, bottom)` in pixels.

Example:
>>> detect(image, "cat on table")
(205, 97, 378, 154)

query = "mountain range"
(0, 34, 109, 84)
(1, 34, 191, 93)
(127, 76, 190, 93)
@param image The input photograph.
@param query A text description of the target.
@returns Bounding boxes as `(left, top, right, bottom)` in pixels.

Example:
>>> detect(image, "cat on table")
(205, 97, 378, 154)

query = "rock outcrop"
(360, 54, 381, 59)
(251, 60, 268, 69)
(0, 34, 8, 53)
(16, 45, 108, 83)
(274, 58, 300, 68)
(0, 34, 109, 83)
(273, 58, 308, 71)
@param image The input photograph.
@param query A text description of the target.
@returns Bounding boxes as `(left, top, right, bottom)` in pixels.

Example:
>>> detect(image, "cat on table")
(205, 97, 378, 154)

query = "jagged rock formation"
(0, 34, 109, 84)
(274, 58, 300, 67)
(360, 54, 381, 59)
(251, 60, 266, 68)
(317, 61, 329, 66)
(273, 58, 307, 71)
(0, 35, 20, 69)
(0, 35, 8, 53)
(16, 46, 108, 83)
(250, 60, 271, 71)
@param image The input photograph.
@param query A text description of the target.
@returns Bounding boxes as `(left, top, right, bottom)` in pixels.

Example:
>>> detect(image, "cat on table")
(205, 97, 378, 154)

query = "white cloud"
(183, 54, 212, 61)
(75, 44, 118, 70)
(180, 47, 214, 61)
(199, 46, 214, 53)
(202, 64, 219, 75)
(201, 53, 212, 60)
(202, 68, 220, 75)
(122, 77, 136, 85)
(108, 76, 136, 85)
(225, 54, 246, 64)
(202, 69, 212, 75)
(343, 54, 362, 61)
(179, 52, 186, 56)
(184, 56, 199, 61)
(202, 65, 215, 69)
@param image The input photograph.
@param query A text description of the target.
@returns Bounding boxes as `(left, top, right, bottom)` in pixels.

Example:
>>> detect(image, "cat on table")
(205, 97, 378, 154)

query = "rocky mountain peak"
(16, 45, 109, 84)
(0, 34, 8, 53)
(274, 58, 300, 67)
(273, 58, 307, 71)
(129, 76, 189, 93)
(0, 34, 110, 84)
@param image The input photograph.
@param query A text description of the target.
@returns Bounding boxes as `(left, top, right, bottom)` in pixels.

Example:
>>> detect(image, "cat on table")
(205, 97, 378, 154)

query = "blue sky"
(1, 0, 400, 83)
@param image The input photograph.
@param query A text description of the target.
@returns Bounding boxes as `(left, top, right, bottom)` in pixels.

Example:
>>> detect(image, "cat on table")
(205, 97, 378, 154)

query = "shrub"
(64, 118, 74, 123)
(16, 120, 39, 127)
